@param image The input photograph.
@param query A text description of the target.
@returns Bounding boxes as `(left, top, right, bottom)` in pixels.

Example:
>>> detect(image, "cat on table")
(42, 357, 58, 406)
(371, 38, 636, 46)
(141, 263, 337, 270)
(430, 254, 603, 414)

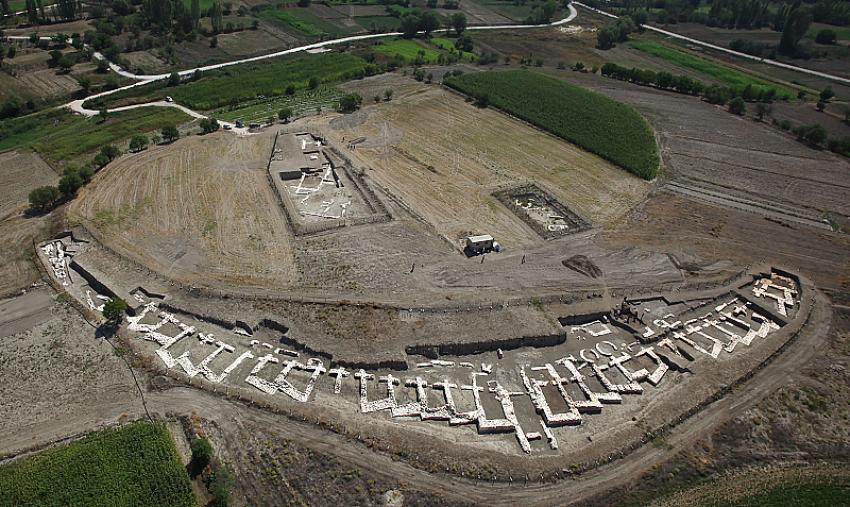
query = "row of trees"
(600, 62, 784, 105)
(28, 145, 120, 212)
(27, 124, 181, 213)
(602, 0, 849, 28)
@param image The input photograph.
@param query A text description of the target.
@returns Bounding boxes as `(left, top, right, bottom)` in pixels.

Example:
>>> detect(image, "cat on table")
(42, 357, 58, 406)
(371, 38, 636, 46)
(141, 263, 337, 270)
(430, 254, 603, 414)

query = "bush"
(336, 93, 362, 113)
(102, 297, 128, 323)
(728, 96, 746, 115)
(189, 438, 213, 477)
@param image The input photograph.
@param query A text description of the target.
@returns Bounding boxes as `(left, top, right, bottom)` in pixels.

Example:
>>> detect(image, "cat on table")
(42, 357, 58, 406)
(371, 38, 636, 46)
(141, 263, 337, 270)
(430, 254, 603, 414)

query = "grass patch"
(444, 69, 659, 179)
(629, 39, 792, 98)
(431, 37, 477, 61)
(372, 39, 442, 63)
(87, 52, 368, 111)
(210, 85, 345, 123)
(0, 107, 191, 161)
(355, 15, 402, 32)
(0, 421, 196, 507)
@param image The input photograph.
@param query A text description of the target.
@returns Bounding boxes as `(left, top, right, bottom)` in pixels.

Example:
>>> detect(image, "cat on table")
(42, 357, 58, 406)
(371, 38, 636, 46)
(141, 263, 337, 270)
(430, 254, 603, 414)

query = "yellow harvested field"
(322, 85, 650, 248)
(69, 132, 297, 287)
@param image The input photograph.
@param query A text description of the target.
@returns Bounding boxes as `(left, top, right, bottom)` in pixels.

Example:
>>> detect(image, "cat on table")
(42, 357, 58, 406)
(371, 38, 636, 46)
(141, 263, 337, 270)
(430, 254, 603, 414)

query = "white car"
(165, 96, 173, 103)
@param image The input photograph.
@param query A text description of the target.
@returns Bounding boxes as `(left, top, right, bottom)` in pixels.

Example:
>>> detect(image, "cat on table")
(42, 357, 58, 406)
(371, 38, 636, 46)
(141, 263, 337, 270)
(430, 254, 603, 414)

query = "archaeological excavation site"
(4, 2, 850, 503)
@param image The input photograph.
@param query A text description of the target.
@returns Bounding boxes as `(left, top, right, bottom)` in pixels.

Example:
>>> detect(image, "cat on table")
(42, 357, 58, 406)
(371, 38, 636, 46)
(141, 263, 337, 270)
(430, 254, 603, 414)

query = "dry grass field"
(327, 81, 650, 249)
(68, 132, 298, 288)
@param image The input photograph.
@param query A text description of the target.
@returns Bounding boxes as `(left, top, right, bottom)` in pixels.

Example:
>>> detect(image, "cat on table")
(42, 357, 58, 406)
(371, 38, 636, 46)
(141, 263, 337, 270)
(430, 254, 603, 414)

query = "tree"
(451, 12, 467, 35)
(28, 186, 60, 212)
(820, 86, 834, 103)
(596, 27, 617, 50)
(474, 92, 489, 108)
(25, 0, 38, 24)
(210, 0, 224, 33)
(816, 100, 826, 112)
(210, 36, 218, 48)
(190, 437, 213, 477)
(308, 76, 319, 89)
(778, 4, 812, 56)
(383, 89, 393, 101)
(102, 297, 128, 324)
(815, 28, 837, 45)
(100, 144, 121, 161)
(151, 134, 161, 145)
(455, 34, 473, 52)
(58, 170, 84, 198)
(278, 107, 293, 122)
(419, 11, 440, 35)
(161, 125, 179, 143)
(400, 14, 420, 38)
(200, 117, 220, 133)
(129, 135, 149, 152)
(336, 93, 362, 113)
(728, 96, 746, 115)
(168, 71, 180, 86)
(844, 107, 850, 125)
(58, 55, 73, 73)
(191, 0, 200, 29)
(285, 84, 296, 95)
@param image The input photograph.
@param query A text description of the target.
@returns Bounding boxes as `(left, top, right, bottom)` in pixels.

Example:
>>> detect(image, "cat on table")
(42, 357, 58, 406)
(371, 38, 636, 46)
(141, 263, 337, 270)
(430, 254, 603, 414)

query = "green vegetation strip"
(0, 421, 196, 507)
(629, 40, 791, 98)
(0, 107, 191, 161)
(444, 70, 659, 179)
(86, 52, 368, 111)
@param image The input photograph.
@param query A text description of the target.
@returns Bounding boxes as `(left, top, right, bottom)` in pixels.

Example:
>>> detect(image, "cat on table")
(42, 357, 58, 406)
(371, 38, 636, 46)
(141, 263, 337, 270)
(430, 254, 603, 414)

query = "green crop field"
(259, 7, 356, 36)
(210, 85, 345, 123)
(355, 15, 402, 31)
(444, 70, 659, 179)
(0, 107, 191, 161)
(0, 421, 196, 507)
(86, 52, 368, 111)
(372, 39, 442, 63)
(629, 40, 791, 97)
